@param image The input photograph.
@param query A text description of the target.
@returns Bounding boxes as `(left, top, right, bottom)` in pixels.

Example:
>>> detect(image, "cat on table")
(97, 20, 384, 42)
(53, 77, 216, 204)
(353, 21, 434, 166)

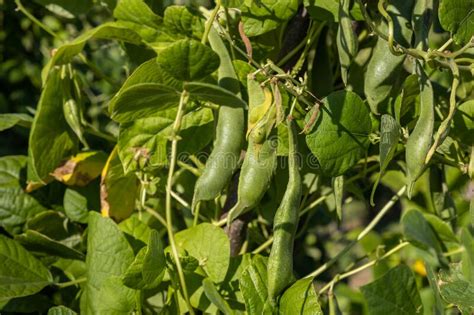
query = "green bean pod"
(192, 27, 245, 211)
(336, 0, 358, 86)
(364, 0, 415, 114)
(227, 128, 277, 224)
(266, 119, 301, 304)
(405, 61, 434, 197)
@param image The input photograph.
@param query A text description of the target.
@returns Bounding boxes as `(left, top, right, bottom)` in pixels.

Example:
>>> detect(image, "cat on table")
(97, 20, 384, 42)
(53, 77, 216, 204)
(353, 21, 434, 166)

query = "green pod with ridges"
(267, 119, 301, 305)
(364, 0, 415, 114)
(192, 27, 245, 211)
(405, 61, 434, 197)
(227, 129, 277, 224)
(336, 0, 358, 86)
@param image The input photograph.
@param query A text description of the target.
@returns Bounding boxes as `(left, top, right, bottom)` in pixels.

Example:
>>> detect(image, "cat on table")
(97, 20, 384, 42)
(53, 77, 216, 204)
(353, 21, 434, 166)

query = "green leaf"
(371, 114, 400, 205)
(42, 22, 141, 82)
(0, 235, 53, 300)
(239, 255, 268, 315)
(119, 215, 152, 253)
(241, 0, 299, 36)
(113, 0, 162, 43)
(63, 188, 89, 224)
(305, 90, 371, 176)
(47, 305, 77, 315)
(361, 265, 423, 315)
(156, 39, 220, 81)
(29, 68, 78, 183)
(461, 228, 474, 283)
(202, 278, 234, 315)
(402, 209, 442, 253)
(184, 82, 247, 108)
(452, 100, 474, 146)
(108, 59, 182, 117)
(109, 83, 181, 123)
(174, 223, 230, 283)
(423, 213, 458, 244)
(118, 107, 213, 173)
(0, 113, 32, 132)
(100, 148, 139, 221)
(97, 276, 138, 314)
(122, 230, 166, 289)
(438, 263, 474, 313)
(439, 0, 474, 45)
(163, 5, 204, 40)
(15, 230, 85, 261)
(0, 155, 27, 188)
(0, 187, 47, 235)
(80, 212, 135, 314)
(279, 277, 323, 315)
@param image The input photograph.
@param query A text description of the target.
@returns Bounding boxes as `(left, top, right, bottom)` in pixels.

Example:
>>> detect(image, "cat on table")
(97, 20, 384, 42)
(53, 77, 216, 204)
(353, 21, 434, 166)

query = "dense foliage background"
(0, 0, 473, 314)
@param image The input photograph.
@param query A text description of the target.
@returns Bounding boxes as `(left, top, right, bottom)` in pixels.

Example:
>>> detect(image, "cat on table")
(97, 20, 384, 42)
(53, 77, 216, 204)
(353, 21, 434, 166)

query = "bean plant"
(0, 0, 473, 314)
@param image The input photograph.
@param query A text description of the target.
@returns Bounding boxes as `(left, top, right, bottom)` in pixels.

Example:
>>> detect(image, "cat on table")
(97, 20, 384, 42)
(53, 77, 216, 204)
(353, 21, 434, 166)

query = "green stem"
(304, 185, 407, 279)
(252, 237, 274, 254)
(377, 0, 403, 56)
(144, 206, 168, 228)
(201, 0, 221, 44)
(165, 90, 195, 315)
(55, 277, 87, 288)
(318, 241, 410, 294)
(15, 0, 58, 38)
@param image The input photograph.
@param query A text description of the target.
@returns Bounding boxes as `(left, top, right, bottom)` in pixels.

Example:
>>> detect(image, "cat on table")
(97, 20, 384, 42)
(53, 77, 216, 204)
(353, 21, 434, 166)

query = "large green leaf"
(156, 39, 219, 81)
(305, 90, 371, 176)
(42, 22, 141, 82)
(0, 235, 53, 300)
(438, 264, 474, 313)
(279, 277, 323, 314)
(361, 265, 423, 315)
(184, 82, 247, 108)
(162, 5, 204, 40)
(240, 0, 299, 36)
(0, 155, 27, 188)
(15, 230, 85, 261)
(239, 255, 268, 315)
(97, 276, 138, 314)
(118, 107, 213, 173)
(402, 209, 442, 253)
(174, 223, 230, 283)
(439, 0, 474, 45)
(0, 114, 32, 132)
(113, 0, 162, 43)
(29, 68, 77, 183)
(122, 230, 166, 289)
(0, 187, 47, 235)
(80, 212, 135, 314)
(110, 83, 181, 123)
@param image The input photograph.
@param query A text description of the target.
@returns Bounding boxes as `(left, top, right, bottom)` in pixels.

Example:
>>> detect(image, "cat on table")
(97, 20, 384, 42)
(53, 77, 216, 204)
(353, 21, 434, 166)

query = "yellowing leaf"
(100, 147, 138, 221)
(51, 151, 107, 186)
(247, 85, 273, 137)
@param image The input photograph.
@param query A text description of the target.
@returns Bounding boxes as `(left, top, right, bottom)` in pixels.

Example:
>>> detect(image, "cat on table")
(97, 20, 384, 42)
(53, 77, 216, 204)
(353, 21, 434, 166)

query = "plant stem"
(165, 90, 195, 315)
(201, 0, 221, 44)
(15, 0, 58, 38)
(318, 241, 410, 294)
(55, 277, 87, 288)
(304, 185, 407, 279)
(252, 237, 274, 254)
(144, 206, 168, 228)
